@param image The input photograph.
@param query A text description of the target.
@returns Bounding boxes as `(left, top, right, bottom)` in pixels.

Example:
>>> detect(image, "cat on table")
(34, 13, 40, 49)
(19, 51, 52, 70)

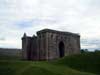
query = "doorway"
(59, 41, 65, 58)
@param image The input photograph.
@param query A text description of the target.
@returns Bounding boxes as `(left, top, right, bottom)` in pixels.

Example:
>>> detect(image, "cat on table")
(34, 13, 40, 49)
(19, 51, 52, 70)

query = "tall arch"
(59, 41, 65, 58)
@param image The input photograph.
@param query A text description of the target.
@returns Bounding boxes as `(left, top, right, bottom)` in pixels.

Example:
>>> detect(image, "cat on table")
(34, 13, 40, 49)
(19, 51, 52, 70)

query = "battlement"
(37, 29, 80, 37)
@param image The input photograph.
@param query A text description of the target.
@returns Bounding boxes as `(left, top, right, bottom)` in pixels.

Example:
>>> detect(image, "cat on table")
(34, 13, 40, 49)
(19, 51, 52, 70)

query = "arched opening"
(59, 41, 65, 58)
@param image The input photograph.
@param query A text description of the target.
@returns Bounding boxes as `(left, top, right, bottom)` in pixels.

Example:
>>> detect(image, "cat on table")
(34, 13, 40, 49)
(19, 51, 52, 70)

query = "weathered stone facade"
(22, 29, 80, 61)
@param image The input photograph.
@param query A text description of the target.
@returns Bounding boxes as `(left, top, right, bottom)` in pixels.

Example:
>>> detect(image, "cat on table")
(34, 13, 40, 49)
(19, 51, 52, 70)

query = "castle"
(22, 29, 80, 61)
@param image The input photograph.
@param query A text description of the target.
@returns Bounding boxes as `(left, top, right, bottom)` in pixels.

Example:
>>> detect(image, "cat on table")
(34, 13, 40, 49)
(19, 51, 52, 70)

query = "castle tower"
(22, 33, 33, 60)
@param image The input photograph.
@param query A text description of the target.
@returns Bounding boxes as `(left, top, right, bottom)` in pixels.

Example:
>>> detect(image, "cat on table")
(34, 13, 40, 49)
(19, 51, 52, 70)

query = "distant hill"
(0, 48, 22, 60)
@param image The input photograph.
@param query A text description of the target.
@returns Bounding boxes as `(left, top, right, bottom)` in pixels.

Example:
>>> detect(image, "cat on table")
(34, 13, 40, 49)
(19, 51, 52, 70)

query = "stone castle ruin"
(22, 29, 80, 61)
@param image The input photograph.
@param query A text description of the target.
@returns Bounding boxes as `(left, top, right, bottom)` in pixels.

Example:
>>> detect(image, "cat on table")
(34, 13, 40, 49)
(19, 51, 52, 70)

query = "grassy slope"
(55, 52, 100, 75)
(0, 52, 100, 75)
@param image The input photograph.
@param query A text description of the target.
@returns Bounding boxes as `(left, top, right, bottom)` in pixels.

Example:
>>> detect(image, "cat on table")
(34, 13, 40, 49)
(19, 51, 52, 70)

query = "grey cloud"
(0, 37, 5, 41)
(81, 38, 100, 50)
(15, 18, 60, 29)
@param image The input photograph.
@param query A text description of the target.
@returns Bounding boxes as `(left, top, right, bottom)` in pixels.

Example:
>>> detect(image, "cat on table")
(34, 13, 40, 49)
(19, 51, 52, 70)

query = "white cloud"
(0, 0, 100, 50)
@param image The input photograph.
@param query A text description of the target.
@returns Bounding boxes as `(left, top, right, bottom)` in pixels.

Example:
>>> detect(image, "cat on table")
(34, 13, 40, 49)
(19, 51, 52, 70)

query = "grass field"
(55, 52, 100, 75)
(0, 52, 100, 75)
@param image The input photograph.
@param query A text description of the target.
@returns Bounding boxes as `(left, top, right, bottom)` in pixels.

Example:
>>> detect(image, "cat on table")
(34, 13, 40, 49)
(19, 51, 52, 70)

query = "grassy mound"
(55, 52, 100, 75)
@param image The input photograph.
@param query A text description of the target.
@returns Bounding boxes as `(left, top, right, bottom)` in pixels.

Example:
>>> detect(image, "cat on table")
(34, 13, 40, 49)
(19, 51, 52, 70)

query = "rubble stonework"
(22, 29, 80, 61)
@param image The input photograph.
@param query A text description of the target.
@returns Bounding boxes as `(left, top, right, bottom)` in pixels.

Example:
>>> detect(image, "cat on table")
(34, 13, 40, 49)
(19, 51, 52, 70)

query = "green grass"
(55, 52, 100, 75)
(0, 61, 95, 75)
(0, 52, 100, 75)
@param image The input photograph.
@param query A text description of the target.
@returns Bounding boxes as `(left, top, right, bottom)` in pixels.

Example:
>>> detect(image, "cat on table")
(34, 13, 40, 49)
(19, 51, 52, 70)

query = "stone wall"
(39, 29, 80, 60)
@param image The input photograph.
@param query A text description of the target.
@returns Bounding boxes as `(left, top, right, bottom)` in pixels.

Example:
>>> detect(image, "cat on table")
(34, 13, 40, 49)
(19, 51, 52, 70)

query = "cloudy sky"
(0, 0, 100, 51)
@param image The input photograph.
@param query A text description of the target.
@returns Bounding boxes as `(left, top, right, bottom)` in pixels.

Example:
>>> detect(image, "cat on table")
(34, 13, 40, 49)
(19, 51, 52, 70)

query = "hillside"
(55, 52, 100, 75)
(0, 48, 21, 60)
(0, 48, 21, 55)
(0, 52, 100, 75)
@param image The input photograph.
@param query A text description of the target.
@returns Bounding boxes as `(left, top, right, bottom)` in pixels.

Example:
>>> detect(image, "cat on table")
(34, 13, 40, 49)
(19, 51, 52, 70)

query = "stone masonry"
(22, 29, 80, 61)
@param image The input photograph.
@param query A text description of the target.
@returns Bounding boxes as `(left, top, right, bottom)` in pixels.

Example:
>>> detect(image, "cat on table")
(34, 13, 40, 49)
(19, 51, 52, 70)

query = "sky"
(0, 0, 100, 51)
